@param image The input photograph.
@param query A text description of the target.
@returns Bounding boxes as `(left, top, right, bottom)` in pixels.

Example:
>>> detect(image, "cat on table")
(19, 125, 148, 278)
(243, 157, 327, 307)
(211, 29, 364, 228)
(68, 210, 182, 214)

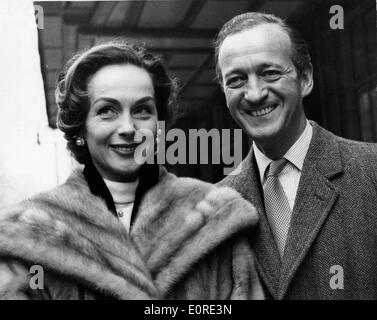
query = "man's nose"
(117, 113, 136, 136)
(244, 77, 268, 103)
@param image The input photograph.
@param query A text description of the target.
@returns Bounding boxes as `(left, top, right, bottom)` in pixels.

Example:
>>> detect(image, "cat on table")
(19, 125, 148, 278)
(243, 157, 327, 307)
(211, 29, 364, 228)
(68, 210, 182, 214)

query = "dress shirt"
(253, 120, 313, 210)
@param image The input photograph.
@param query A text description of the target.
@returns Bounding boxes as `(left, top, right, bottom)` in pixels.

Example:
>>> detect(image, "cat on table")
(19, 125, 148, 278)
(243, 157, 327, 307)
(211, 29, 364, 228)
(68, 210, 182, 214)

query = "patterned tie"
(263, 158, 292, 256)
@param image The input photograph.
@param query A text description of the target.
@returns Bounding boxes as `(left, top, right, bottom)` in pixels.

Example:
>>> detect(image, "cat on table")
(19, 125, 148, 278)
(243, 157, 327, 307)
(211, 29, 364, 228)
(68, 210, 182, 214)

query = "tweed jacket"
(0, 166, 264, 300)
(219, 122, 377, 299)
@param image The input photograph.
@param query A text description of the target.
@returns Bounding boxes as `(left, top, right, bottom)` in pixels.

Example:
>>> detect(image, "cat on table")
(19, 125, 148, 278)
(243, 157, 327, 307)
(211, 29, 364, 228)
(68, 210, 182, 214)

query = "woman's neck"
(103, 178, 139, 205)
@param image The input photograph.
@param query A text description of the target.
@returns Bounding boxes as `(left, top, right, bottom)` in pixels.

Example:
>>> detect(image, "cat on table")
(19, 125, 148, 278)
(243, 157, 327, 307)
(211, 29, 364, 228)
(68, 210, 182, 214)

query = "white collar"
(103, 178, 139, 205)
(253, 120, 313, 183)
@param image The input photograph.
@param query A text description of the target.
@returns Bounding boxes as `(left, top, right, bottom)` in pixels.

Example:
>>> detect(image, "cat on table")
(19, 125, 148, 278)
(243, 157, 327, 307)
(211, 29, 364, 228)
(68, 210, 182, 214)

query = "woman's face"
(85, 63, 158, 182)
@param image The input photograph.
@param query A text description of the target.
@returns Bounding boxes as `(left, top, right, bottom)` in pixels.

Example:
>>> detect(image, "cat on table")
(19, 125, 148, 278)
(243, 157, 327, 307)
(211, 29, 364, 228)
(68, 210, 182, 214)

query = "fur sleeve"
(230, 237, 265, 300)
(0, 259, 45, 300)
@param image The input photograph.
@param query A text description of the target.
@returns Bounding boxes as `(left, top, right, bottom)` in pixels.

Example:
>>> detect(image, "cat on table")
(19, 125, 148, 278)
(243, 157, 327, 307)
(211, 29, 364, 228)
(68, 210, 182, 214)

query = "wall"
(0, 0, 72, 208)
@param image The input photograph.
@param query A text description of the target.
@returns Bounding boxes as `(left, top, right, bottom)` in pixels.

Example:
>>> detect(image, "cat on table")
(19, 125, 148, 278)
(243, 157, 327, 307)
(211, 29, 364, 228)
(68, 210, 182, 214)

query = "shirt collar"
(253, 120, 313, 183)
(103, 178, 139, 205)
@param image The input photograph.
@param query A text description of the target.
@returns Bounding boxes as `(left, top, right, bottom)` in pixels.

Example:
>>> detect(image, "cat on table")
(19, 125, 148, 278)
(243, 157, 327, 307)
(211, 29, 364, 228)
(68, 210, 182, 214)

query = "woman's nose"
(116, 113, 136, 136)
(244, 77, 268, 104)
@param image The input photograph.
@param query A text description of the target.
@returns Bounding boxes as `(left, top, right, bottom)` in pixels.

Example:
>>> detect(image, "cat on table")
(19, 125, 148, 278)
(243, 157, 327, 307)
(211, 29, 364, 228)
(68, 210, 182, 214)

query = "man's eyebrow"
(223, 68, 244, 78)
(258, 62, 283, 69)
(223, 62, 284, 78)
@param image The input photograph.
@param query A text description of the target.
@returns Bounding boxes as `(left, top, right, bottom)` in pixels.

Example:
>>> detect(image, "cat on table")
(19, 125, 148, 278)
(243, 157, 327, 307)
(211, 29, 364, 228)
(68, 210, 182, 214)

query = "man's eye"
(225, 76, 246, 89)
(263, 70, 281, 80)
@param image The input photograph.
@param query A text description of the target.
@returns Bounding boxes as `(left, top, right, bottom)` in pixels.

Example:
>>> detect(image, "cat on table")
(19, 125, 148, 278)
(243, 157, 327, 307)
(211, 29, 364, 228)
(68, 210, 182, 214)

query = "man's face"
(218, 23, 313, 156)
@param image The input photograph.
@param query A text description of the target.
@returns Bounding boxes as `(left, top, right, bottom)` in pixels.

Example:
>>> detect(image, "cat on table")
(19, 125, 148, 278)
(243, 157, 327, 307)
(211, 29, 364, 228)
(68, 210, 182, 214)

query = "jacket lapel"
(220, 149, 282, 298)
(278, 122, 342, 298)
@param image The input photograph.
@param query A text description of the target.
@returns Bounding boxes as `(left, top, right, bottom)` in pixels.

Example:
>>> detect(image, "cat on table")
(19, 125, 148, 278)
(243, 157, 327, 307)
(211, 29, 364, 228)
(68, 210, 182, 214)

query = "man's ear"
(221, 81, 226, 93)
(299, 63, 314, 98)
(217, 76, 225, 92)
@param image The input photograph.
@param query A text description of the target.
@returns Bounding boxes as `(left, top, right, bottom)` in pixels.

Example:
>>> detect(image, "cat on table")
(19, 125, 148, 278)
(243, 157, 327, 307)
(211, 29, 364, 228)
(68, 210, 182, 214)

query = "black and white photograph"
(0, 0, 376, 304)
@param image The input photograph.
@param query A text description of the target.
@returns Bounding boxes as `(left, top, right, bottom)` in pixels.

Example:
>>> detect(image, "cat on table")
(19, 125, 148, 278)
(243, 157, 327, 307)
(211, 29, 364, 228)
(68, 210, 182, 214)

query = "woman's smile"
(85, 64, 158, 182)
(109, 142, 142, 156)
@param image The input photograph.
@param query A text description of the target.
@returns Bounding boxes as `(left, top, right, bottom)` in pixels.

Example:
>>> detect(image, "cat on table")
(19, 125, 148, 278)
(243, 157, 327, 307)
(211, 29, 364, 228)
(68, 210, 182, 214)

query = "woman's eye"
(226, 76, 246, 89)
(133, 105, 153, 118)
(97, 106, 116, 117)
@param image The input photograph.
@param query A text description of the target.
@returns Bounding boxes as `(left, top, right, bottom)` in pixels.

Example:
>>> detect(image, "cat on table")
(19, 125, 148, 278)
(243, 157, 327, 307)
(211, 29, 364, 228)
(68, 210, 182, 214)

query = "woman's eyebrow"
(91, 96, 155, 108)
(91, 97, 119, 106)
(134, 96, 155, 104)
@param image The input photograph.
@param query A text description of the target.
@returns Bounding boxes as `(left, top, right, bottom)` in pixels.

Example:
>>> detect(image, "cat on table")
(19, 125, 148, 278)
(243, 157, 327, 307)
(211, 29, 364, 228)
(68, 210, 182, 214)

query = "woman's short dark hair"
(56, 41, 178, 164)
(214, 12, 312, 82)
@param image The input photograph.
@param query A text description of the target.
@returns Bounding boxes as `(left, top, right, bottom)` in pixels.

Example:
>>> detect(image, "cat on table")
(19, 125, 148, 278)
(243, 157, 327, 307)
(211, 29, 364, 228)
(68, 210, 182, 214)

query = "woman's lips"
(109, 143, 141, 155)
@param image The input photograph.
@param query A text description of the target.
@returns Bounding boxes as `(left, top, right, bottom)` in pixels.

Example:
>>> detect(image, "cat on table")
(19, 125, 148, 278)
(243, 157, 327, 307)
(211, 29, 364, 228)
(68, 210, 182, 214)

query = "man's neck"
(256, 118, 307, 160)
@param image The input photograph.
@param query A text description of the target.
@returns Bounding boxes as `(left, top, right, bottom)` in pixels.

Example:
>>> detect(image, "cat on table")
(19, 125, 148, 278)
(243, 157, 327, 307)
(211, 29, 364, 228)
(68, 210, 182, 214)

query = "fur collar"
(0, 167, 258, 299)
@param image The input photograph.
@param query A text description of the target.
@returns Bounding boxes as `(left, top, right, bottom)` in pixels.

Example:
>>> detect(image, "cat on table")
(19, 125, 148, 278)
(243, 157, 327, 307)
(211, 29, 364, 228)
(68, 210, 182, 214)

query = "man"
(216, 12, 377, 299)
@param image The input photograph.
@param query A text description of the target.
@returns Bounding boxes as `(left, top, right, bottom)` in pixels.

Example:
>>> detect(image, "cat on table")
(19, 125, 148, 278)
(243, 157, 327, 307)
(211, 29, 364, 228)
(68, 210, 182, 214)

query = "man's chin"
(244, 122, 281, 144)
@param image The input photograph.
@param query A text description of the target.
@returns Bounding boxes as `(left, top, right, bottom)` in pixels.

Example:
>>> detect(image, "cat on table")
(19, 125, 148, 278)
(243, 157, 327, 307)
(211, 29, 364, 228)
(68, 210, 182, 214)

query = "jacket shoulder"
(336, 136, 377, 159)
(313, 123, 377, 166)
(313, 125, 377, 192)
(332, 135, 377, 175)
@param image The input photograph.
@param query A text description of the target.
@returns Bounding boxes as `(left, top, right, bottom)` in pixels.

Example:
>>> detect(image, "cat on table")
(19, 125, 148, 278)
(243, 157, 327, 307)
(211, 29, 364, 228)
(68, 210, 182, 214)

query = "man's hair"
(214, 12, 312, 82)
(56, 41, 178, 164)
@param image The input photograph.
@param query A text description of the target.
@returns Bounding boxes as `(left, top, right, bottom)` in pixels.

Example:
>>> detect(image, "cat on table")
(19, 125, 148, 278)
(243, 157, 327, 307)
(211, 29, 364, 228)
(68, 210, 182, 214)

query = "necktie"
(263, 158, 292, 256)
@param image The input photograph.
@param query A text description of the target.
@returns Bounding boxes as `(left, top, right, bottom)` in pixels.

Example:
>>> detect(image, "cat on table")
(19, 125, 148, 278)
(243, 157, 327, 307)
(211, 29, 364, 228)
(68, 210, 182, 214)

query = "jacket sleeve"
(0, 259, 101, 300)
(230, 237, 265, 300)
(163, 240, 234, 300)
(0, 259, 50, 300)
(164, 236, 265, 300)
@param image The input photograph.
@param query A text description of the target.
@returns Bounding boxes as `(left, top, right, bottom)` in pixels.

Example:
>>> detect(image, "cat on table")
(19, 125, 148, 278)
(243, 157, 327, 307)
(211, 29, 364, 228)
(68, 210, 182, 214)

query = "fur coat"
(0, 166, 264, 300)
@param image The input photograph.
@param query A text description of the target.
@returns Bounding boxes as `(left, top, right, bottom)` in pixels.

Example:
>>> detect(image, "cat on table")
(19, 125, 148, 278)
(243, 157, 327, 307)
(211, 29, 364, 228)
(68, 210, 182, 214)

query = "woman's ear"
(78, 127, 87, 139)
(299, 63, 314, 98)
(75, 129, 87, 146)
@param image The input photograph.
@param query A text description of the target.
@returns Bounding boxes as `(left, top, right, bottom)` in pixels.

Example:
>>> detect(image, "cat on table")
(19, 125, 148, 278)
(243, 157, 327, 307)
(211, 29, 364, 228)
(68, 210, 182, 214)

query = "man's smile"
(243, 103, 279, 117)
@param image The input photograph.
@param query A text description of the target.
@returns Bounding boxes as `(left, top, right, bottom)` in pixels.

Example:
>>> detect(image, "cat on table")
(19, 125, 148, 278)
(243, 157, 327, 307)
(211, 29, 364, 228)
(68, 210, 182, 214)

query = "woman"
(0, 42, 263, 299)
